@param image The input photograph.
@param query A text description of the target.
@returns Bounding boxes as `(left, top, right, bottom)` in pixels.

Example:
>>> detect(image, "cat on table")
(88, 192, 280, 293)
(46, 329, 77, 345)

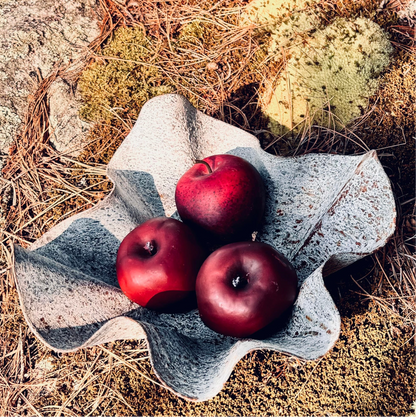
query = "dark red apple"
(195, 241, 298, 338)
(175, 154, 266, 243)
(116, 217, 206, 311)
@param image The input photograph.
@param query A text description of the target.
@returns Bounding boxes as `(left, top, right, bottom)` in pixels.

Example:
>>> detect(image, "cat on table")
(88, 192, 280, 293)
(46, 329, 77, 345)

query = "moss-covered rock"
(78, 27, 173, 123)
(261, 17, 393, 135)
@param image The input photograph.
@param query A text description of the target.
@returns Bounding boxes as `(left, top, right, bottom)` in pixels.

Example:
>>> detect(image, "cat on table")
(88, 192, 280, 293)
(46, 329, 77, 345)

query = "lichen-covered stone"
(0, 106, 21, 149)
(261, 17, 393, 135)
(48, 79, 91, 155)
(0, 0, 99, 154)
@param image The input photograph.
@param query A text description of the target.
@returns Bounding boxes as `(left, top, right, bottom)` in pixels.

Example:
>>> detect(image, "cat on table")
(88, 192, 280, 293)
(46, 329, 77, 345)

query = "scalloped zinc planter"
(13, 94, 396, 401)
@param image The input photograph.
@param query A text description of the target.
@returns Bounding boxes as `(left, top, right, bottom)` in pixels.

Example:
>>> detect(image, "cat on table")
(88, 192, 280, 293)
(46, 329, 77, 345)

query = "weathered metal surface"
(13, 94, 396, 401)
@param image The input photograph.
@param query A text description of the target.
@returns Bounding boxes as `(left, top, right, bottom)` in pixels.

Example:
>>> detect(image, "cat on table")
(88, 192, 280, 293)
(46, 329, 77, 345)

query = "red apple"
(195, 241, 298, 338)
(116, 217, 206, 311)
(175, 154, 266, 243)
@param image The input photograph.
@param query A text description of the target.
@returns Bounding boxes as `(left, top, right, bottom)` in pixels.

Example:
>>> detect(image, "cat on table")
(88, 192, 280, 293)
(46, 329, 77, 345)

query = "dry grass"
(0, 0, 415, 414)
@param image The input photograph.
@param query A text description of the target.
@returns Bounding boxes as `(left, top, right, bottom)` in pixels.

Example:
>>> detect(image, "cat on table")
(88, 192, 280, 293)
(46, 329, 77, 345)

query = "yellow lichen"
(261, 17, 393, 135)
(268, 10, 320, 52)
(242, 0, 320, 27)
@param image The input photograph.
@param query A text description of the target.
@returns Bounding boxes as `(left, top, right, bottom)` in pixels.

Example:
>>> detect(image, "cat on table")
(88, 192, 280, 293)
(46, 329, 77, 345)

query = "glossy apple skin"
(116, 217, 206, 311)
(175, 154, 266, 243)
(195, 241, 298, 338)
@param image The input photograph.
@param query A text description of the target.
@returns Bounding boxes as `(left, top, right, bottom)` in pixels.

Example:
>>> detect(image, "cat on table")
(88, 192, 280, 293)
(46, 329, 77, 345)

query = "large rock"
(48, 77, 92, 156)
(0, 0, 100, 156)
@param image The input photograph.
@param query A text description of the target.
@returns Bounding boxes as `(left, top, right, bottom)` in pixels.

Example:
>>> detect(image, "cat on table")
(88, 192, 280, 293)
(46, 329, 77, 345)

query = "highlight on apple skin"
(116, 217, 207, 312)
(195, 241, 298, 338)
(175, 154, 266, 243)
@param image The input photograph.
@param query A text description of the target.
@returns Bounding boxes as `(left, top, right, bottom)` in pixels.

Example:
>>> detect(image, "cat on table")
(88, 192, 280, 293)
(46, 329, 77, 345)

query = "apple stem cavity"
(195, 159, 213, 174)
(232, 274, 249, 289)
(144, 241, 157, 256)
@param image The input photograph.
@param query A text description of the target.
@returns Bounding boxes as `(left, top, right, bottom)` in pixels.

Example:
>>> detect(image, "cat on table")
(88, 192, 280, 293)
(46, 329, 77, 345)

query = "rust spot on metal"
(306, 315, 312, 321)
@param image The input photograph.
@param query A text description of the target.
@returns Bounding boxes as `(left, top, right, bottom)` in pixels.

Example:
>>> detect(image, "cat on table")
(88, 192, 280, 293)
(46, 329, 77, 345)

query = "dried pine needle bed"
(0, 0, 415, 415)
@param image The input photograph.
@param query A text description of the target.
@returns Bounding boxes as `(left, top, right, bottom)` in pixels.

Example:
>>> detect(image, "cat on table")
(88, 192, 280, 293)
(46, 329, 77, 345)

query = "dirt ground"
(0, 0, 415, 415)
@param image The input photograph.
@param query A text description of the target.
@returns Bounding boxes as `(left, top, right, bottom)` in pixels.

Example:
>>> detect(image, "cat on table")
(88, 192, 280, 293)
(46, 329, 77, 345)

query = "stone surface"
(13, 94, 396, 401)
(0, 0, 100, 155)
(48, 78, 91, 155)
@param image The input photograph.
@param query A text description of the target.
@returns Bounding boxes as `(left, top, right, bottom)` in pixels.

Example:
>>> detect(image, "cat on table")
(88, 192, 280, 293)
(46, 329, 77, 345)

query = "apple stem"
(195, 159, 213, 174)
(232, 275, 249, 289)
(232, 276, 241, 288)
(144, 241, 156, 256)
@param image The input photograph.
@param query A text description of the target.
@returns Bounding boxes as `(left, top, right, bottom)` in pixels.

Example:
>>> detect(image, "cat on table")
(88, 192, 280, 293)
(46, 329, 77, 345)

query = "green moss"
(261, 17, 393, 135)
(78, 27, 174, 123)
(177, 20, 206, 44)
